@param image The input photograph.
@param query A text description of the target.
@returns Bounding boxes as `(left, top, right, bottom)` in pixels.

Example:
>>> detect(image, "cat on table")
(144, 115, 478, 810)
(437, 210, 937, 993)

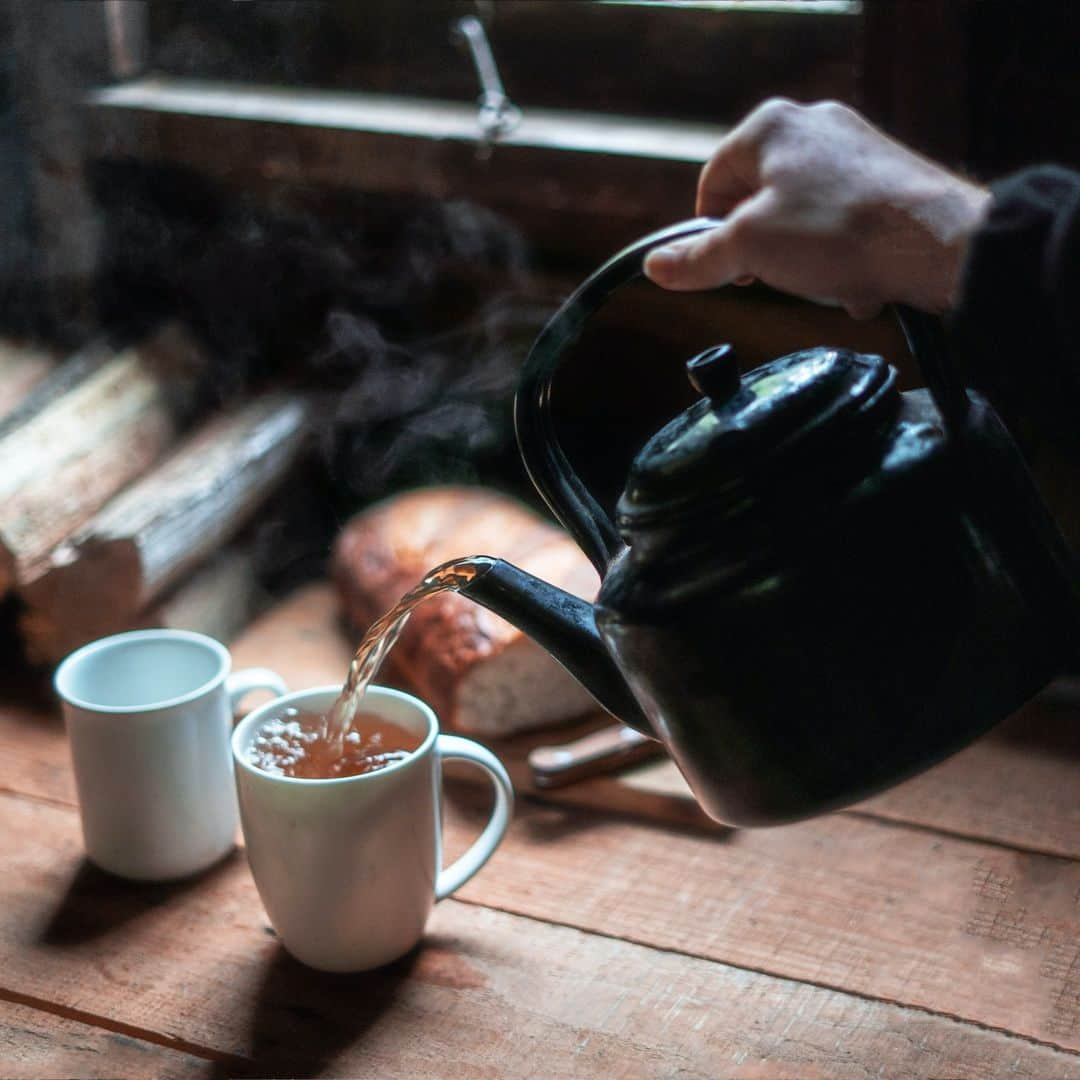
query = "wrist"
(937, 181, 993, 310)
(906, 178, 992, 312)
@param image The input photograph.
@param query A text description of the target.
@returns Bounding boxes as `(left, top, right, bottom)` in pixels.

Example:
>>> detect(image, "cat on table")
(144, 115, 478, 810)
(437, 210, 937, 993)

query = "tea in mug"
(248, 707, 422, 779)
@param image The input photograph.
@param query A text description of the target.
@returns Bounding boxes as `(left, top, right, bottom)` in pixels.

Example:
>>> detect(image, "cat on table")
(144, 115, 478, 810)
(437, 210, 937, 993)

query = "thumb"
(643, 222, 743, 292)
(644, 188, 775, 292)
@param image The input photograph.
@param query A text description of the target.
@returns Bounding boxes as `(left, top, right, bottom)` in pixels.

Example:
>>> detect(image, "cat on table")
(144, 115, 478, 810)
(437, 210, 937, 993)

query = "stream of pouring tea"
(324, 556, 496, 753)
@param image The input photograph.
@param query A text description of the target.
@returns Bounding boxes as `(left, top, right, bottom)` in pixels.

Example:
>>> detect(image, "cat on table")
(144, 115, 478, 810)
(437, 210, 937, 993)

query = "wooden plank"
(0, 792, 1076, 1078)
(7, 685, 1080, 1051)
(564, 692, 1080, 863)
(0, 998, 209, 1080)
(446, 796, 1080, 1052)
(0, 702, 72, 808)
(508, 693, 1080, 862)
(856, 699, 1080, 860)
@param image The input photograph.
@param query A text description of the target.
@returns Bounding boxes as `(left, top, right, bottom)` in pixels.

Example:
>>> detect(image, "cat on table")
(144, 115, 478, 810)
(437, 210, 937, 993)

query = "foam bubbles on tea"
(249, 707, 421, 779)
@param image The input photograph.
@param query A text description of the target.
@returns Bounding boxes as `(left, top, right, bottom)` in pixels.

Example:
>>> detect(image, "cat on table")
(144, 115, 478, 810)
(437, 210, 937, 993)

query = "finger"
(643, 222, 745, 292)
(645, 187, 773, 292)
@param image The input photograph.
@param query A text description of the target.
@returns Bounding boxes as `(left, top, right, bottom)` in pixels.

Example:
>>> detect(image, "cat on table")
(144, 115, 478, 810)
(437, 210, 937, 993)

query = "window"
(88, 1, 865, 263)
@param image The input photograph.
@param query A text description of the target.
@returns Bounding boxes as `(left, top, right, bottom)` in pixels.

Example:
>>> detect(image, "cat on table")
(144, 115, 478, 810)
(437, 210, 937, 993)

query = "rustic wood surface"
(0, 999, 205, 1080)
(1, 581, 1078, 1076)
(613, 700, 1080, 861)
(0, 792, 1077, 1079)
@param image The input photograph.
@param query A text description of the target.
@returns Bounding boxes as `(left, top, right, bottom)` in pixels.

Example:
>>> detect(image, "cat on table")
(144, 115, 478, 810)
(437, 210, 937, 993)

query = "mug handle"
(435, 734, 514, 900)
(226, 669, 288, 714)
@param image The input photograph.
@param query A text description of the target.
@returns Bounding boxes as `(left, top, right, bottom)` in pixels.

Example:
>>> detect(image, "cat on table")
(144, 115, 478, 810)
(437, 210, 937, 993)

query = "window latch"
(452, 15, 522, 154)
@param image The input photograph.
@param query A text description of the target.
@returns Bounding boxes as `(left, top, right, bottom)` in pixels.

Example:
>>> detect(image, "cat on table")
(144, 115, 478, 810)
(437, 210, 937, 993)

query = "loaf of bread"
(332, 486, 601, 736)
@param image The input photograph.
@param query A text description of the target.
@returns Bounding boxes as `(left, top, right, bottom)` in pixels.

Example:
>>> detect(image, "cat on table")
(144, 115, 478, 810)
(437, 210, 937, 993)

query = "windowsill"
(87, 76, 726, 164)
(83, 76, 727, 260)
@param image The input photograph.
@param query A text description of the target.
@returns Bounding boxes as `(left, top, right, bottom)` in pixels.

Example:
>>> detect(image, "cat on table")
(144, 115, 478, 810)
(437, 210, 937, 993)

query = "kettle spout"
(459, 558, 654, 737)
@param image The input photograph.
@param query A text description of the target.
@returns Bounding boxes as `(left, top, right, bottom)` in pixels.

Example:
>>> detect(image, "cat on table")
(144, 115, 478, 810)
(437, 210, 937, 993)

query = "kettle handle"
(515, 218, 968, 575)
(893, 302, 971, 427)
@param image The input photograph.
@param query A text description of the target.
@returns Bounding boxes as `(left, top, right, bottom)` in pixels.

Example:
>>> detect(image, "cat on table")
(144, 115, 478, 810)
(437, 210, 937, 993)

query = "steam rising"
(318, 293, 549, 498)
(88, 158, 547, 503)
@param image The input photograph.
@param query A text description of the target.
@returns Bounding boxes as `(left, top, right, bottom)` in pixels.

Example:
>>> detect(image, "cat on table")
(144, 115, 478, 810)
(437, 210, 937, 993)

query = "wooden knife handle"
(528, 724, 662, 789)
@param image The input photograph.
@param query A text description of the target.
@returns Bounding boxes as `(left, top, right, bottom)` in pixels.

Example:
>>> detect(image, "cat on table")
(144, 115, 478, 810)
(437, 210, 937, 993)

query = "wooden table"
(4, 585, 1080, 1077)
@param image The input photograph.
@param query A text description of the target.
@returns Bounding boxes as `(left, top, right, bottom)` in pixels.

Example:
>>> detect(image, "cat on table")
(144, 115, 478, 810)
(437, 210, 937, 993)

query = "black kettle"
(457, 218, 1080, 826)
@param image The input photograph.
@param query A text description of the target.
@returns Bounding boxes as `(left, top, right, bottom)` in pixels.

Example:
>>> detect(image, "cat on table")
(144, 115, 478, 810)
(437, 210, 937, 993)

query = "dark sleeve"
(949, 165, 1080, 554)
(950, 165, 1080, 448)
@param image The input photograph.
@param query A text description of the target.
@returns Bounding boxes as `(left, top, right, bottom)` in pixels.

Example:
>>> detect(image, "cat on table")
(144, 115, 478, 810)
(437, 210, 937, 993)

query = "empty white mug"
(55, 628, 287, 881)
(232, 684, 514, 972)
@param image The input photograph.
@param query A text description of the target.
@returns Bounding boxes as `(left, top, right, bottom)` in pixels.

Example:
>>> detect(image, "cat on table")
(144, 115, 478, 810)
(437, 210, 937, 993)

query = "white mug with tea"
(54, 628, 287, 882)
(232, 683, 514, 973)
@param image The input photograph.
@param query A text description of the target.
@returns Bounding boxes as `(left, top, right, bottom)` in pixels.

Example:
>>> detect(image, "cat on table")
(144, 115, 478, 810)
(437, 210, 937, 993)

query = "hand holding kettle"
(643, 98, 992, 319)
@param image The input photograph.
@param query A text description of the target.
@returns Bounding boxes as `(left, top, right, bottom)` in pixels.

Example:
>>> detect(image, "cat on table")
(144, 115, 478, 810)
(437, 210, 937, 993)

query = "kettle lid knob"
(687, 344, 739, 404)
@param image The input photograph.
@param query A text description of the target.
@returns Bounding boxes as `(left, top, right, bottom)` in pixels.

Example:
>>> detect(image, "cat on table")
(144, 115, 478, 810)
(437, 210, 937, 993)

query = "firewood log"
(19, 547, 265, 666)
(0, 339, 55, 423)
(0, 323, 204, 593)
(0, 340, 110, 440)
(18, 393, 310, 642)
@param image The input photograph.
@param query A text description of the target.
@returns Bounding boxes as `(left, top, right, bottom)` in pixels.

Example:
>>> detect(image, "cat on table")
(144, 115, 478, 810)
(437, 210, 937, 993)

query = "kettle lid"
(617, 344, 900, 527)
